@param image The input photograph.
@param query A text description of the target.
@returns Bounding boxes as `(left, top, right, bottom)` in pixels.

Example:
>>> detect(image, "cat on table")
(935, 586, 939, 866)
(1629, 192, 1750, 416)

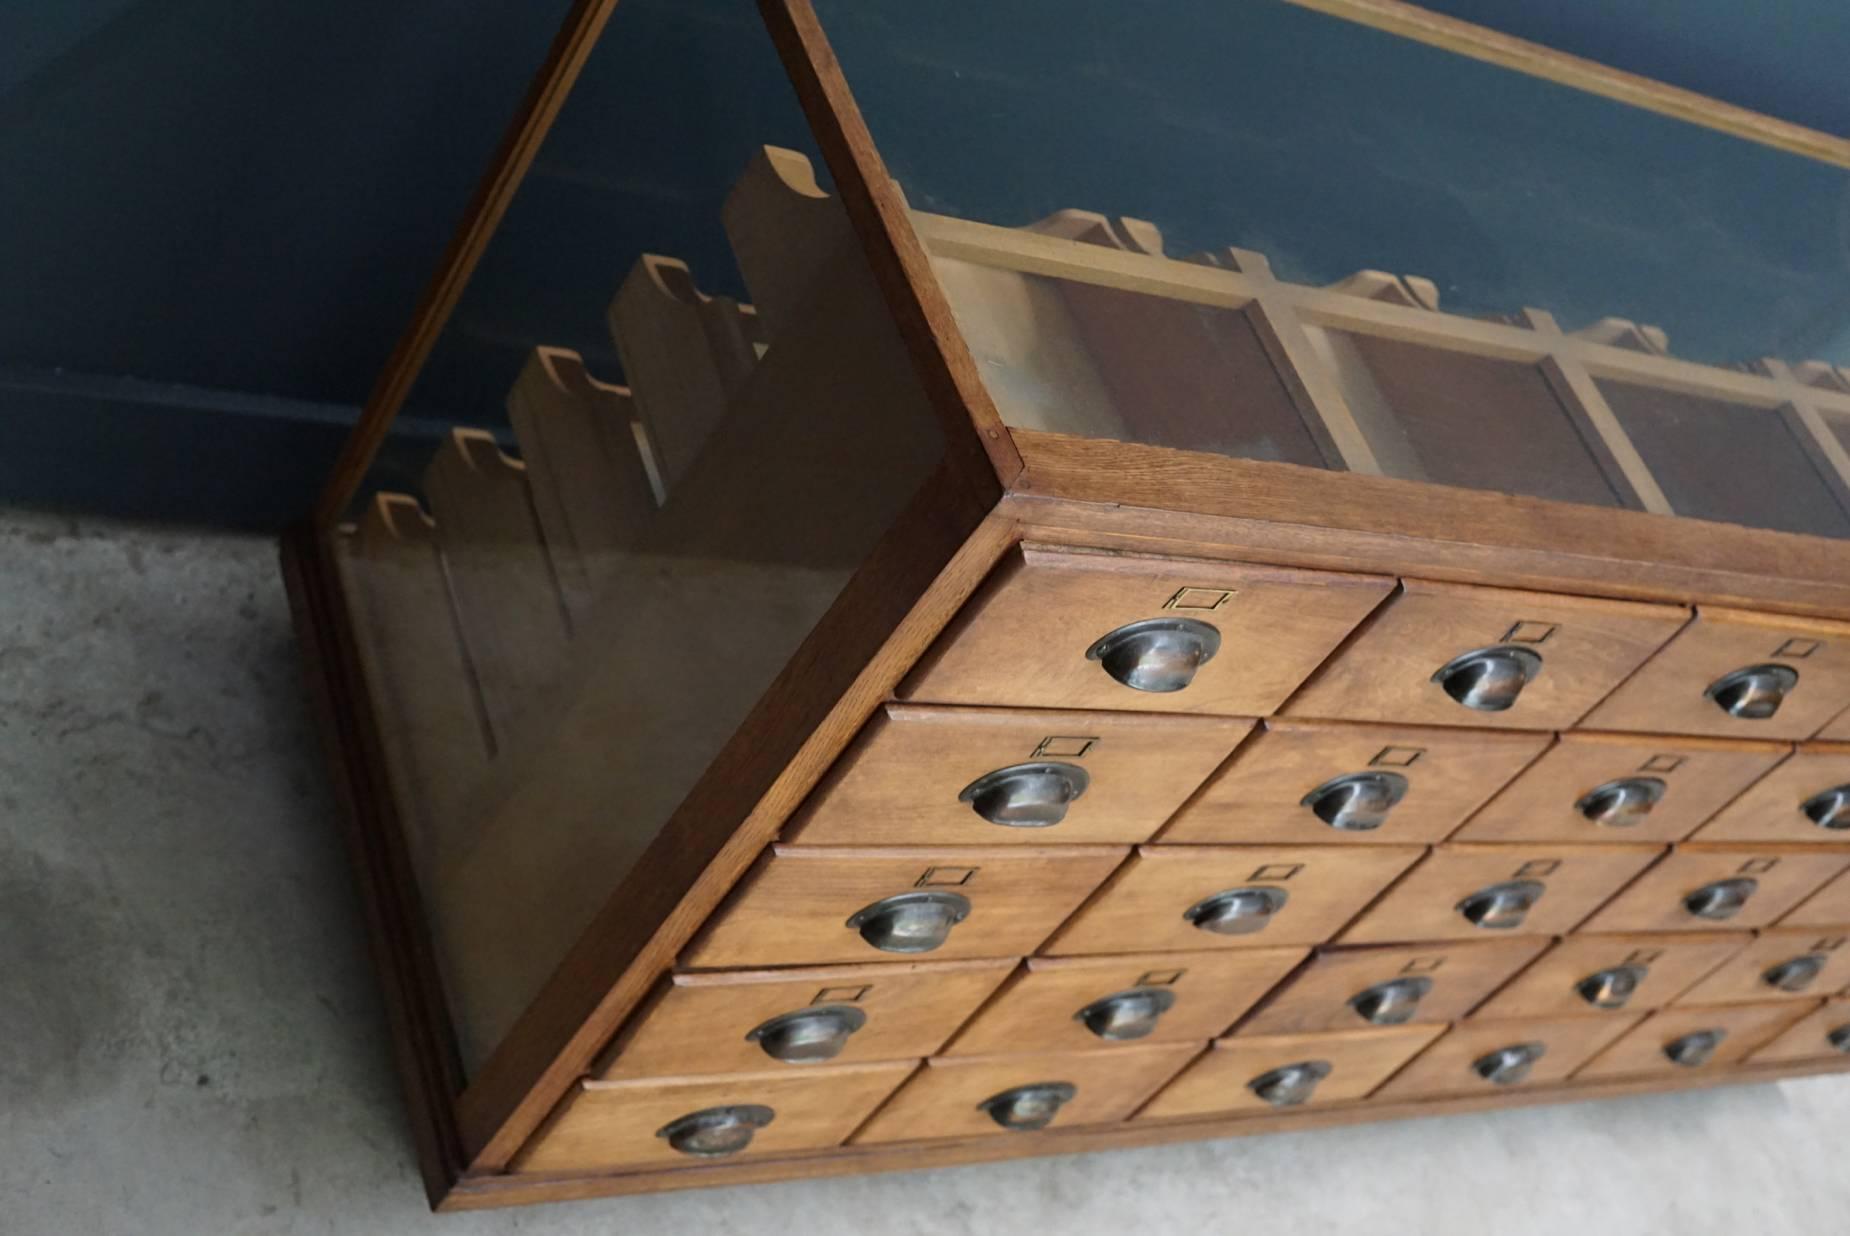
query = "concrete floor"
(6, 505, 1850, 1235)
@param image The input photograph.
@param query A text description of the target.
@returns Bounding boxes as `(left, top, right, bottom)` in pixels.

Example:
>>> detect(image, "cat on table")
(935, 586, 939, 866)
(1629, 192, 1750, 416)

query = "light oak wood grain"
(1579, 845, 1850, 934)
(1047, 844, 1422, 955)
(1749, 997, 1850, 1064)
(1376, 1014, 1641, 1100)
(598, 960, 1016, 1079)
(1779, 867, 1850, 930)
(899, 543, 1394, 716)
(1470, 932, 1749, 1021)
(1672, 928, 1850, 1006)
(1236, 939, 1547, 1036)
(943, 948, 1306, 1056)
(1453, 732, 1787, 845)
(850, 1042, 1201, 1145)
(1138, 1023, 1444, 1118)
(1576, 1001, 1819, 1081)
(1689, 743, 1850, 845)
(1820, 704, 1850, 743)
(720, 146, 854, 340)
(782, 703, 1252, 846)
(1160, 719, 1548, 846)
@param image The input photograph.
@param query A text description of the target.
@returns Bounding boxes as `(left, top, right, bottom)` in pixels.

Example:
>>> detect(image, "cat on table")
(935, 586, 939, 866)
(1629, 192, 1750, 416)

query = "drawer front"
(783, 704, 1252, 846)
(944, 948, 1306, 1056)
(850, 1041, 1201, 1144)
(1453, 733, 1786, 845)
(1577, 1001, 1820, 1080)
(1045, 844, 1423, 955)
(1374, 1015, 1640, 1100)
(1781, 868, 1850, 929)
(1673, 929, 1850, 1006)
(1578, 846, 1850, 935)
(513, 1061, 918, 1174)
(598, 960, 1017, 1079)
(1749, 996, 1850, 1064)
(1338, 844, 1662, 944)
(1690, 745, 1850, 846)
(682, 845, 1127, 968)
(1235, 939, 1548, 1036)
(1821, 706, 1850, 743)
(898, 543, 1394, 716)
(1160, 720, 1548, 846)
(1582, 607, 1850, 740)
(1470, 933, 1750, 1021)
(1137, 1025, 1444, 1119)
(1280, 579, 1687, 731)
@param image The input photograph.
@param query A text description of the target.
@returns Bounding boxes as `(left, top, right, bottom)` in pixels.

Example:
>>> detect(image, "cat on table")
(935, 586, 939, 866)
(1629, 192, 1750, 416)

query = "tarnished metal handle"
(1664, 1028, 1727, 1067)
(1349, 976, 1433, 1026)
(1684, 877, 1757, 921)
(1184, 885, 1289, 936)
(1248, 1059, 1333, 1108)
(1085, 618, 1222, 693)
(1575, 777, 1667, 829)
(1473, 1041, 1546, 1086)
(845, 891, 971, 954)
(656, 1105, 775, 1158)
(958, 761, 1091, 828)
(1763, 953, 1827, 993)
(1431, 645, 1544, 712)
(1705, 663, 1799, 720)
(1828, 1024, 1850, 1054)
(1802, 785, 1850, 832)
(1577, 962, 1649, 1010)
(978, 1081, 1078, 1131)
(1456, 879, 1546, 930)
(1302, 771, 1410, 832)
(1074, 987, 1177, 1042)
(745, 1004, 868, 1064)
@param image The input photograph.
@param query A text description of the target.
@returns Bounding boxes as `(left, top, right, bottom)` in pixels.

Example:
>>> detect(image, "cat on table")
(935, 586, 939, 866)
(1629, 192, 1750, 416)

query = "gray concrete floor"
(5, 505, 1849, 1235)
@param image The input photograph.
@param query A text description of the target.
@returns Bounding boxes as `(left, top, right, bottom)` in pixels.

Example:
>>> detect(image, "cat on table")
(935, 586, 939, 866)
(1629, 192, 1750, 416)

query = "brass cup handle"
(1664, 1028, 1727, 1068)
(1431, 645, 1544, 712)
(745, 1004, 868, 1064)
(1349, 976, 1433, 1026)
(1074, 986, 1178, 1042)
(1085, 618, 1222, 694)
(1705, 663, 1799, 720)
(1248, 1059, 1333, 1108)
(978, 1081, 1078, 1132)
(1576, 962, 1649, 1010)
(1576, 777, 1667, 829)
(958, 761, 1091, 828)
(846, 891, 971, 953)
(1456, 879, 1547, 931)
(1473, 1041, 1547, 1087)
(1827, 1024, 1850, 1054)
(1763, 953, 1828, 993)
(1302, 771, 1410, 833)
(1684, 877, 1757, 921)
(1184, 885, 1289, 936)
(1801, 785, 1850, 832)
(656, 1105, 776, 1158)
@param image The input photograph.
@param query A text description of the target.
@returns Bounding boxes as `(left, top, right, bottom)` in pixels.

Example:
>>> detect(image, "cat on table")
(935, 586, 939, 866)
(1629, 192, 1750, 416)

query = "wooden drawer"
(1338, 844, 1661, 944)
(1690, 744, 1850, 845)
(1582, 608, 1850, 740)
(1749, 996, 1850, 1064)
(1821, 705, 1850, 743)
(1577, 845, 1850, 935)
(783, 704, 1252, 846)
(682, 845, 1127, 968)
(943, 948, 1306, 1056)
(850, 1042, 1201, 1144)
(1576, 1001, 1820, 1080)
(1673, 928, 1850, 1006)
(1451, 733, 1785, 845)
(1280, 579, 1687, 731)
(1159, 720, 1548, 846)
(512, 1061, 918, 1174)
(1470, 933, 1749, 1020)
(598, 960, 1017, 1079)
(1235, 939, 1547, 1036)
(1781, 868, 1850, 929)
(898, 543, 1393, 716)
(1045, 844, 1422, 955)
(1374, 1015, 1640, 1100)
(1137, 1025, 1444, 1119)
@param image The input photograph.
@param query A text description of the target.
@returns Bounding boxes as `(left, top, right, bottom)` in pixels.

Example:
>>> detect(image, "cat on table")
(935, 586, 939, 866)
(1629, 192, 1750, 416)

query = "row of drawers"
(792, 706, 1850, 848)
(518, 997, 1850, 1174)
(685, 843, 1850, 969)
(612, 931, 1850, 1080)
(904, 545, 1850, 740)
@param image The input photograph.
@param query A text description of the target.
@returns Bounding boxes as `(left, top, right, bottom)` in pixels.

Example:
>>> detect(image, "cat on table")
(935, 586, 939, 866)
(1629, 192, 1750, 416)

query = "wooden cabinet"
(1577, 1002, 1820, 1080)
(1373, 1016, 1640, 1100)
(1750, 997, 1850, 1064)
(1672, 929, 1850, 1007)
(1690, 744, 1850, 845)
(1235, 939, 1547, 1036)
(1138, 1025, 1443, 1118)
(1577, 846, 1850, 935)
(1470, 933, 1749, 1021)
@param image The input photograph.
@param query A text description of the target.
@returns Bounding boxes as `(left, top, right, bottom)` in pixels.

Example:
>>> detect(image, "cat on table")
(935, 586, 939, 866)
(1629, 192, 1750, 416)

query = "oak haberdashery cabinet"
(282, 0, 1850, 1212)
